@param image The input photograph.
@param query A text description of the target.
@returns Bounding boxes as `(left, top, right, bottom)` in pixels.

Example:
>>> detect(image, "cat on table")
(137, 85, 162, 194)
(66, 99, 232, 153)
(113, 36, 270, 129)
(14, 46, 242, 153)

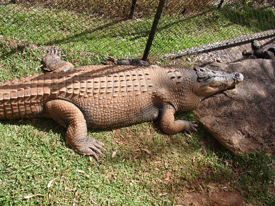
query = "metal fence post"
(142, 0, 166, 61)
(129, 0, 137, 19)
(218, 0, 224, 9)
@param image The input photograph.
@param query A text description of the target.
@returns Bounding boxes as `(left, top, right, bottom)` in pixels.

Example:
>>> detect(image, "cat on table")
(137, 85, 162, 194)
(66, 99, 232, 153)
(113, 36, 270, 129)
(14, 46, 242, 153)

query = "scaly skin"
(0, 48, 244, 160)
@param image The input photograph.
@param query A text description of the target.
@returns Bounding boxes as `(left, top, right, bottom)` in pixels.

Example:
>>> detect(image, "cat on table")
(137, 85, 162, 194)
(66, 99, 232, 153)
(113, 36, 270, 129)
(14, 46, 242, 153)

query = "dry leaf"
(131, 180, 141, 183)
(77, 170, 90, 178)
(14, 125, 17, 132)
(141, 149, 151, 154)
(90, 197, 98, 205)
(74, 191, 78, 200)
(111, 150, 117, 158)
(104, 176, 110, 183)
(89, 156, 94, 162)
(47, 177, 58, 188)
(24, 194, 45, 199)
(165, 172, 172, 181)
(185, 133, 192, 138)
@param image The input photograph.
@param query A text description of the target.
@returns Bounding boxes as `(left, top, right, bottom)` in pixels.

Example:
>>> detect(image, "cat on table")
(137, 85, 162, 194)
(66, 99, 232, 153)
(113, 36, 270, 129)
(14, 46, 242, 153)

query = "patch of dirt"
(184, 190, 251, 206)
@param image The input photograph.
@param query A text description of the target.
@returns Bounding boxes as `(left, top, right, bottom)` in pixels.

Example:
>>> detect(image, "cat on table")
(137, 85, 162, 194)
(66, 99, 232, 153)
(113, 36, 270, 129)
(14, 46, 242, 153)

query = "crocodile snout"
(233, 73, 244, 82)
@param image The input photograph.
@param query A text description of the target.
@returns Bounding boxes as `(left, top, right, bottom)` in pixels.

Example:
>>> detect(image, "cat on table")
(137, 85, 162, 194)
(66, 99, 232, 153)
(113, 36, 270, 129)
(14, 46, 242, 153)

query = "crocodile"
(0, 49, 244, 160)
(252, 40, 275, 60)
(242, 40, 275, 60)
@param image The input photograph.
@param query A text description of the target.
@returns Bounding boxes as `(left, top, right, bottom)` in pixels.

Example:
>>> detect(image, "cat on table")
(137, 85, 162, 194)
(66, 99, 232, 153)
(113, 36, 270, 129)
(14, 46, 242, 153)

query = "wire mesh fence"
(0, 0, 274, 67)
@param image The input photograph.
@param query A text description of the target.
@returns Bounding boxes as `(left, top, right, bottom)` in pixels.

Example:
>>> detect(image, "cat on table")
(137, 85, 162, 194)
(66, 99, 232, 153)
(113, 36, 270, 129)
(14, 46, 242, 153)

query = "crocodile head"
(193, 67, 244, 99)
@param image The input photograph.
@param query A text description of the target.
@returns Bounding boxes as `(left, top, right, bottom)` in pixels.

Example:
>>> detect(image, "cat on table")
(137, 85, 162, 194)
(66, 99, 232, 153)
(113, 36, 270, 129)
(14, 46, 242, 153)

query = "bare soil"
(184, 190, 251, 206)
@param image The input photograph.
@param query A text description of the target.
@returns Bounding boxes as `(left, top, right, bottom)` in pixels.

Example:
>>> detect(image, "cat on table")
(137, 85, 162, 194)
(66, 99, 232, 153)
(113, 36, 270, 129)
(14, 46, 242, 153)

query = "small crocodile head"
(193, 67, 244, 99)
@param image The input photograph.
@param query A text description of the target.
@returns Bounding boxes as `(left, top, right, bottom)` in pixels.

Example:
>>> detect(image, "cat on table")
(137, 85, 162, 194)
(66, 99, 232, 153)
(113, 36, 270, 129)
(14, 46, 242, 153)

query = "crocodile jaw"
(193, 67, 244, 99)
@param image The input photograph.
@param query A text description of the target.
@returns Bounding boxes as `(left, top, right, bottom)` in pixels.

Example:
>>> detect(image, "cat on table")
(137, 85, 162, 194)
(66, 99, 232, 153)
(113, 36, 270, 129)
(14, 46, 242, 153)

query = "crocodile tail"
(0, 74, 46, 120)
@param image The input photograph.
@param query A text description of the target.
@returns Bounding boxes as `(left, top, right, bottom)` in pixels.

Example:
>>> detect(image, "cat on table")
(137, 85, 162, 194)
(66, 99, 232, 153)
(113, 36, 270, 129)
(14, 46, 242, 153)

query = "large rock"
(195, 59, 275, 155)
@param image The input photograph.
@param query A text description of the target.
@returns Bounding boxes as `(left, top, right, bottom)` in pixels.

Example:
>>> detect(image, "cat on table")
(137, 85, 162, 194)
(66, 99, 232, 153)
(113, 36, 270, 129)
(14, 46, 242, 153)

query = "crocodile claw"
(48, 47, 61, 57)
(186, 121, 198, 133)
(73, 138, 106, 161)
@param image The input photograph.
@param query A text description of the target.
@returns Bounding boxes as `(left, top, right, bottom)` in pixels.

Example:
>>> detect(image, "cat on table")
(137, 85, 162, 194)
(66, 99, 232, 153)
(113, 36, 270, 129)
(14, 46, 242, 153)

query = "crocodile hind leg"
(42, 48, 75, 72)
(159, 104, 197, 134)
(44, 99, 105, 160)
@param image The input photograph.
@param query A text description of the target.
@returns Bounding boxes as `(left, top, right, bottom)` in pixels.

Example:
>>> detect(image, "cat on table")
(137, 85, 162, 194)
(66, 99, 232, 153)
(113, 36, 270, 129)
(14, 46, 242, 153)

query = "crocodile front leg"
(159, 104, 197, 134)
(44, 99, 105, 160)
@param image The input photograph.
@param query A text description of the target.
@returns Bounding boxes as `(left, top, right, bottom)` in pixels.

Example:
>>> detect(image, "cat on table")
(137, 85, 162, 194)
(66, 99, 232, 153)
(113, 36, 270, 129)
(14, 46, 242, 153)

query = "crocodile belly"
(70, 93, 159, 129)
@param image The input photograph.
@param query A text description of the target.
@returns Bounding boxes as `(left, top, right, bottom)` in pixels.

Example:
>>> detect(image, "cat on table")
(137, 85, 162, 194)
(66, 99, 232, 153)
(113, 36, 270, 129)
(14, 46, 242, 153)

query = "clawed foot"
(185, 121, 198, 133)
(42, 48, 74, 72)
(42, 48, 62, 71)
(72, 137, 106, 161)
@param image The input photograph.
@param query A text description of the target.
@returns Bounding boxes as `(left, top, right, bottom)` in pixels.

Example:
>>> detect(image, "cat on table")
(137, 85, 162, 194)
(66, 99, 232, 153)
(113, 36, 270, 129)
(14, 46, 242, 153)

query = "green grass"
(0, 2, 274, 205)
(0, 3, 274, 62)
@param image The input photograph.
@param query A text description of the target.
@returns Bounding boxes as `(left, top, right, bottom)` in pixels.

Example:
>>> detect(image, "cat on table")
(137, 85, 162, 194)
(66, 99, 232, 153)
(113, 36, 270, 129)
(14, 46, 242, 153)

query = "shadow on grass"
(0, 41, 27, 60)
(1, 114, 227, 161)
(44, 18, 128, 46)
(221, 5, 275, 31)
(45, 7, 274, 46)
(2, 114, 274, 204)
(0, 19, 125, 61)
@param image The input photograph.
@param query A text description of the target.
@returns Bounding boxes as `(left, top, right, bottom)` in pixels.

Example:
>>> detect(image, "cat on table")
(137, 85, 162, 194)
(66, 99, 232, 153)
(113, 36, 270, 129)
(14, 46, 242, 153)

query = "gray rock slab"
(195, 59, 275, 155)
